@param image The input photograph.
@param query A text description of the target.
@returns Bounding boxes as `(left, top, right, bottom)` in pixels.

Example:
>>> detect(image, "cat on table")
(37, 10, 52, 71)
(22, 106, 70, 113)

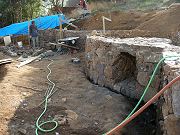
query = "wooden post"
(102, 16, 112, 34)
(28, 20, 31, 46)
(103, 16, 105, 34)
(60, 18, 63, 39)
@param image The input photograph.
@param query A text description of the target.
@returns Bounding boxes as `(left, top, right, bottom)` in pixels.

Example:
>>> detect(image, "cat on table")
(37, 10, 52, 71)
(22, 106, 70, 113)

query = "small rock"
(58, 117, 67, 125)
(23, 103, 27, 107)
(95, 122, 98, 125)
(22, 92, 27, 96)
(43, 50, 55, 57)
(71, 58, 80, 64)
(65, 110, 78, 121)
(32, 48, 44, 57)
(18, 128, 27, 135)
(55, 132, 60, 135)
(91, 30, 98, 36)
(11, 125, 16, 128)
(62, 98, 67, 102)
(22, 52, 28, 58)
(48, 98, 51, 103)
(54, 115, 64, 122)
(20, 100, 23, 103)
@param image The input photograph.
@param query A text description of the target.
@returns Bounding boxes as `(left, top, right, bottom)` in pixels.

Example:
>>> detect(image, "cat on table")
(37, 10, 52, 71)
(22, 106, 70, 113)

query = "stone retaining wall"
(161, 51, 180, 135)
(85, 36, 172, 101)
(85, 35, 180, 135)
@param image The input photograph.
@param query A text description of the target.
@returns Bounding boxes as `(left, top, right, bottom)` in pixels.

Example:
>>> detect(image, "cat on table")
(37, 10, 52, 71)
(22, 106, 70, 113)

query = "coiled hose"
(35, 60, 58, 135)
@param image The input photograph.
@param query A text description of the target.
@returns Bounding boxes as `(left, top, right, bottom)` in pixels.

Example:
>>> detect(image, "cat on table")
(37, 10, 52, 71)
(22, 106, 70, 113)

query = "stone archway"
(112, 52, 136, 84)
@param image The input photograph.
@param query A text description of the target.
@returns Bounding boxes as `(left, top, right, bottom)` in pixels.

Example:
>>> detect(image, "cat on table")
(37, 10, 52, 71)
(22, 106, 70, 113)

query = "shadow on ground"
(7, 92, 157, 135)
(0, 65, 7, 82)
(7, 97, 103, 135)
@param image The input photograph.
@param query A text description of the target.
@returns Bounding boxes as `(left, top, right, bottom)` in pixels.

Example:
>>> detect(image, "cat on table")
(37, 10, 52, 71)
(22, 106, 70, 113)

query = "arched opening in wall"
(112, 52, 157, 135)
(111, 52, 158, 135)
(112, 52, 139, 99)
(112, 52, 137, 84)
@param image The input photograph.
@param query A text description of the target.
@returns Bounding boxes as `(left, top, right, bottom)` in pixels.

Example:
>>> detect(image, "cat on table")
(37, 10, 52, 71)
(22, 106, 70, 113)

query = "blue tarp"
(0, 14, 67, 37)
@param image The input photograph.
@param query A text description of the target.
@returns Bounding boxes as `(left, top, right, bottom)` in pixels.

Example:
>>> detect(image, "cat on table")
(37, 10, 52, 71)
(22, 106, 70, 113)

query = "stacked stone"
(39, 29, 60, 47)
(85, 36, 172, 101)
(161, 53, 180, 135)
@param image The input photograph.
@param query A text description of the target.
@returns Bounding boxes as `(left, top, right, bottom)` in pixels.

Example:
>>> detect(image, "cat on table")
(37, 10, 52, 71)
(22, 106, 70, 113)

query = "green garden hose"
(104, 55, 180, 135)
(35, 60, 58, 135)
(34, 55, 179, 135)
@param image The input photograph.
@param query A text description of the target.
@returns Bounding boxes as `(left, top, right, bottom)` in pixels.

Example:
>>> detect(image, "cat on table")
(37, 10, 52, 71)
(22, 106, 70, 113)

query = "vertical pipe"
(103, 16, 105, 34)
(60, 17, 63, 39)
(28, 20, 31, 46)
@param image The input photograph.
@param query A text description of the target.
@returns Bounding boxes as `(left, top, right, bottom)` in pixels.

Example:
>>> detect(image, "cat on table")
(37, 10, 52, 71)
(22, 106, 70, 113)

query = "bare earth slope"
(75, 5, 180, 34)
(137, 5, 180, 32)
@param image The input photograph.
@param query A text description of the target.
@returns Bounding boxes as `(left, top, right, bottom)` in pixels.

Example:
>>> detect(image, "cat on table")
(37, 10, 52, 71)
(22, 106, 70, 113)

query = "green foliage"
(0, 0, 42, 28)
(89, 0, 179, 13)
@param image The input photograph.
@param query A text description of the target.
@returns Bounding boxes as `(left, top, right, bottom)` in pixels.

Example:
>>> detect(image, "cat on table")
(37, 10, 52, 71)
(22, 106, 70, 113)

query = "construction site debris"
(32, 48, 44, 57)
(40, 50, 55, 58)
(17, 56, 40, 68)
(49, 42, 79, 50)
(18, 128, 27, 135)
(0, 58, 12, 65)
(0, 45, 17, 57)
(71, 57, 80, 64)
(62, 98, 67, 102)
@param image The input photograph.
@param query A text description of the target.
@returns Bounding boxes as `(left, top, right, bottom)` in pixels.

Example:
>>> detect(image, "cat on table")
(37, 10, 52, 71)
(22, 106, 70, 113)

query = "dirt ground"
(0, 3, 179, 135)
(0, 53, 156, 135)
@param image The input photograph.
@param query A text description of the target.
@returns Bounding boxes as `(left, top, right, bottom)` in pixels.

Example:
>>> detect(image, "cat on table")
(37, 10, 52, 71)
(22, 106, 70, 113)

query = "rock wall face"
(85, 36, 172, 101)
(85, 35, 180, 135)
(161, 52, 180, 135)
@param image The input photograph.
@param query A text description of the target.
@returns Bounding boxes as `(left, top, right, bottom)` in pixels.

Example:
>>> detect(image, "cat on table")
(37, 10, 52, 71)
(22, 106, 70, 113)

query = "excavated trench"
(84, 35, 172, 135)
(85, 52, 158, 135)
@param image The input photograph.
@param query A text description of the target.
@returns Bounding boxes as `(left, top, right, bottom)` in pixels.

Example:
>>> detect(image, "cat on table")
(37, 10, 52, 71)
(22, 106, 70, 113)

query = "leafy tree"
(0, 0, 42, 28)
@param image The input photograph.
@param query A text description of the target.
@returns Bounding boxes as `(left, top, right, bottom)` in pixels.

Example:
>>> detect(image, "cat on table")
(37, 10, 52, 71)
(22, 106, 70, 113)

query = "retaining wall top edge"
(87, 36, 173, 49)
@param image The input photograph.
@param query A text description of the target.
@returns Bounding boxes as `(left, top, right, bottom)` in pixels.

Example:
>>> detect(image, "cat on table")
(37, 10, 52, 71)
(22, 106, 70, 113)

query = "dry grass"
(88, 2, 115, 12)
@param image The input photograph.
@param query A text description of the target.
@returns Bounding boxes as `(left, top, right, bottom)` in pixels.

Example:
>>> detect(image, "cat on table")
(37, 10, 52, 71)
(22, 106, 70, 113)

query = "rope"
(35, 60, 58, 135)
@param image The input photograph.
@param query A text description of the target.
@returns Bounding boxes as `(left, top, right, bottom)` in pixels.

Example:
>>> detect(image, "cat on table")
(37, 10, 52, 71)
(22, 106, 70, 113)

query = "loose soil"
(75, 5, 180, 34)
(0, 53, 156, 135)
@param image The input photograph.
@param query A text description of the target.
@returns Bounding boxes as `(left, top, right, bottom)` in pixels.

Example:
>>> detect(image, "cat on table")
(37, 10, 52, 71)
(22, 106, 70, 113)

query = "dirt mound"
(75, 11, 156, 30)
(137, 5, 180, 33)
(75, 5, 180, 34)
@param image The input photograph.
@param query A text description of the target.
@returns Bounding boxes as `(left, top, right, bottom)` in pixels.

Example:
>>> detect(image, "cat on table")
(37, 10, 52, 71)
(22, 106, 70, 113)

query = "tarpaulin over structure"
(0, 14, 67, 37)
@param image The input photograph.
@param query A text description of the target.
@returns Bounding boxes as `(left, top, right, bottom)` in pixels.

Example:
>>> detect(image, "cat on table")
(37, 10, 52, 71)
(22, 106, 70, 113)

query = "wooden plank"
(0, 59, 12, 65)
(61, 19, 78, 29)
(17, 56, 40, 68)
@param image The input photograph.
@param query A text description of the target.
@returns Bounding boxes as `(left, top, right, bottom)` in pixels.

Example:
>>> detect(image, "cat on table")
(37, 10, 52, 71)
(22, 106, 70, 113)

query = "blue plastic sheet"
(0, 14, 67, 36)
